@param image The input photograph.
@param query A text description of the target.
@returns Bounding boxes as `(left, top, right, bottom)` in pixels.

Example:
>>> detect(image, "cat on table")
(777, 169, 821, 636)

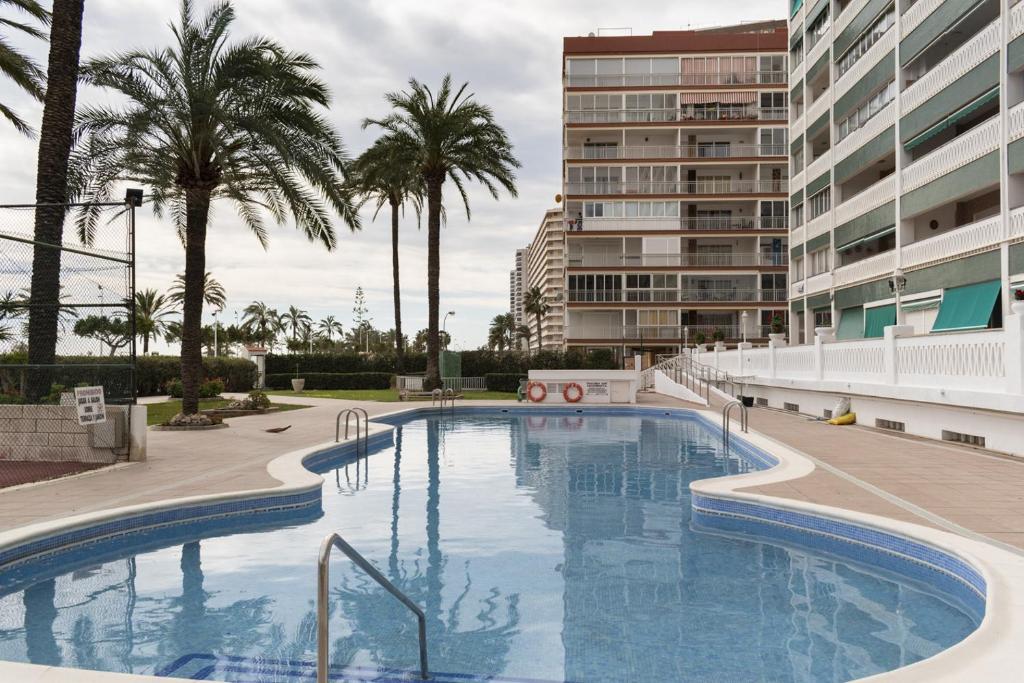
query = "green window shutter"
(806, 170, 831, 197)
(931, 280, 1001, 332)
(806, 0, 829, 28)
(836, 226, 895, 251)
(791, 243, 805, 258)
(863, 304, 896, 338)
(805, 231, 830, 254)
(806, 49, 831, 84)
(904, 87, 998, 151)
(808, 110, 830, 140)
(791, 133, 804, 156)
(836, 306, 864, 340)
(791, 188, 804, 206)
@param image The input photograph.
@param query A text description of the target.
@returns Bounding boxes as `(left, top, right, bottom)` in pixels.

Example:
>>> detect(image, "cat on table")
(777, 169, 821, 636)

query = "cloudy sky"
(1, 0, 786, 349)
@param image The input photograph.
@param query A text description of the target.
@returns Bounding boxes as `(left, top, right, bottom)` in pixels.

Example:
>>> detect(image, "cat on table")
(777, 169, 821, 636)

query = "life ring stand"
(563, 382, 584, 403)
(526, 381, 548, 403)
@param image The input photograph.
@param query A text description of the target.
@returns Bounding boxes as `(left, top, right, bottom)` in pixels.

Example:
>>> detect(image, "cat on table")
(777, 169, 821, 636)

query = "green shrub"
(165, 378, 183, 397)
(485, 373, 526, 393)
(266, 353, 426, 375)
(199, 378, 225, 398)
(265, 372, 392, 390)
(246, 389, 271, 409)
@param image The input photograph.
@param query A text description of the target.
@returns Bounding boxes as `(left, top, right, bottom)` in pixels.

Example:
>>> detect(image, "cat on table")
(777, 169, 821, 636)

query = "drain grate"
(876, 418, 906, 432)
(942, 429, 985, 448)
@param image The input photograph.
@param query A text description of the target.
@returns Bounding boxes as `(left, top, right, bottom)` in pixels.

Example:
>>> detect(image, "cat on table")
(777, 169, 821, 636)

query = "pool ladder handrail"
(432, 387, 456, 410)
(317, 532, 429, 682)
(722, 399, 748, 450)
(335, 407, 369, 452)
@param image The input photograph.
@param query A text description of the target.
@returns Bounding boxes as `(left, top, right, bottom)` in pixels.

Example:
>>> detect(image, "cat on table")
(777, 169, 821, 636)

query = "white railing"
(1009, 101, 1024, 143)
(822, 338, 888, 383)
(1012, 0, 1024, 40)
(805, 152, 831, 185)
(896, 331, 1005, 392)
(565, 180, 789, 195)
(565, 71, 787, 88)
(901, 0, 944, 38)
(902, 19, 1001, 114)
(902, 116, 1000, 192)
(791, 168, 805, 191)
(805, 271, 833, 294)
(834, 174, 896, 226)
(834, 100, 895, 162)
(397, 376, 487, 392)
(566, 288, 788, 304)
(774, 345, 818, 379)
(792, 111, 806, 136)
(834, 0, 869, 40)
(835, 27, 897, 104)
(806, 212, 831, 240)
(563, 144, 787, 160)
(565, 107, 788, 124)
(568, 252, 788, 268)
(806, 93, 831, 131)
(833, 249, 897, 287)
(1013, 207, 1024, 240)
(806, 25, 831, 72)
(902, 215, 1003, 270)
(791, 224, 806, 245)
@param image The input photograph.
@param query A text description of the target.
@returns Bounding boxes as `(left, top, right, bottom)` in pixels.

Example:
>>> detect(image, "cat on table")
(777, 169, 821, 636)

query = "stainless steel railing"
(722, 400, 749, 451)
(317, 533, 429, 682)
(335, 407, 369, 451)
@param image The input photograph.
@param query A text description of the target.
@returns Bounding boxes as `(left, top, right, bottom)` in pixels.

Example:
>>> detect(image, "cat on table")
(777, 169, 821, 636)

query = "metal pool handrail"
(335, 407, 369, 452)
(317, 533, 429, 682)
(722, 399, 748, 450)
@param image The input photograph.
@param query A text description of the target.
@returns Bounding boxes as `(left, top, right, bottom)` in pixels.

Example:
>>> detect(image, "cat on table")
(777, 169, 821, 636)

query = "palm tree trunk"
(535, 313, 542, 354)
(424, 178, 443, 390)
(390, 195, 405, 375)
(180, 190, 211, 415)
(25, 0, 85, 402)
(142, 334, 149, 355)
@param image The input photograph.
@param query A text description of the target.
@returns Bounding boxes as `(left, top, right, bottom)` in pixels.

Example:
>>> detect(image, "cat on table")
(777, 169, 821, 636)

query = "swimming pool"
(0, 409, 980, 682)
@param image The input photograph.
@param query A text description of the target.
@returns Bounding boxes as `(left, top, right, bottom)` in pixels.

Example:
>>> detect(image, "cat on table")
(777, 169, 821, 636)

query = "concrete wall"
(0, 405, 136, 464)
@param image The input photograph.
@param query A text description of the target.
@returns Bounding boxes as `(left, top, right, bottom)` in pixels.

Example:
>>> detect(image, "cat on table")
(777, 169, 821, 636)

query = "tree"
(352, 286, 371, 329)
(0, 0, 49, 134)
(317, 315, 343, 342)
(365, 75, 518, 389)
(516, 324, 532, 355)
(241, 301, 276, 347)
(73, 315, 131, 356)
(352, 135, 423, 375)
(168, 271, 226, 313)
(280, 305, 311, 341)
(69, 0, 360, 414)
(487, 312, 517, 352)
(25, 0, 84, 401)
(412, 328, 449, 353)
(523, 286, 550, 354)
(134, 288, 175, 354)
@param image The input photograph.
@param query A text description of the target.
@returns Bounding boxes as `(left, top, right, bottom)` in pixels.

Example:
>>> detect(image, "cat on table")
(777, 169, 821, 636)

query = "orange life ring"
(563, 382, 584, 403)
(527, 381, 548, 403)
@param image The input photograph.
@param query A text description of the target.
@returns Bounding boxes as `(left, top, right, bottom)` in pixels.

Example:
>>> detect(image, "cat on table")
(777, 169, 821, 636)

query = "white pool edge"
(0, 403, 1020, 682)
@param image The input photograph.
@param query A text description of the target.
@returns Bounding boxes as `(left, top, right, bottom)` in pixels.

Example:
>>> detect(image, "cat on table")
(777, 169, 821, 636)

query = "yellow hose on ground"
(826, 412, 856, 426)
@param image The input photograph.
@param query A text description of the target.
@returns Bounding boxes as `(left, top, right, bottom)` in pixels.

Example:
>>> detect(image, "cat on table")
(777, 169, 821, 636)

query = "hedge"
(485, 373, 526, 393)
(137, 356, 256, 395)
(266, 352, 427, 375)
(265, 372, 392, 391)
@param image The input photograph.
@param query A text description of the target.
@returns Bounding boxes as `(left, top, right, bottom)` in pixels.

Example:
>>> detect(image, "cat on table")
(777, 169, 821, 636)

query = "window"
(759, 55, 787, 83)
(790, 38, 804, 70)
(623, 57, 679, 85)
(792, 255, 805, 280)
(625, 165, 678, 192)
(698, 141, 731, 158)
(814, 308, 833, 328)
(568, 274, 622, 302)
(791, 202, 804, 227)
(809, 187, 831, 219)
(623, 201, 679, 217)
(760, 128, 787, 155)
(568, 166, 621, 192)
(807, 6, 831, 49)
(792, 145, 804, 174)
(760, 92, 788, 110)
(567, 58, 625, 86)
(836, 80, 895, 142)
(760, 200, 788, 229)
(681, 55, 757, 85)
(807, 247, 831, 276)
(837, 5, 896, 78)
(582, 142, 619, 159)
(583, 201, 624, 218)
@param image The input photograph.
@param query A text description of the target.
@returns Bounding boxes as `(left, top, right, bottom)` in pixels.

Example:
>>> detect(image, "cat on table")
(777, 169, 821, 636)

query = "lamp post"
(890, 268, 907, 326)
(442, 310, 455, 350)
(213, 311, 219, 357)
(683, 325, 689, 353)
(741, 310, 749, 343)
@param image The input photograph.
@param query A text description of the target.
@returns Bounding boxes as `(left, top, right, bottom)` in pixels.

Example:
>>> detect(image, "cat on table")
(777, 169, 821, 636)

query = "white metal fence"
(396, 376, 488, 392)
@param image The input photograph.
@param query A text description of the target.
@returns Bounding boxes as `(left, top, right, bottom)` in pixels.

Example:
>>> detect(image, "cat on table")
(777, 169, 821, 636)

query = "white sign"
(74, 386, 107, 425)
(585, 381, 609, 397)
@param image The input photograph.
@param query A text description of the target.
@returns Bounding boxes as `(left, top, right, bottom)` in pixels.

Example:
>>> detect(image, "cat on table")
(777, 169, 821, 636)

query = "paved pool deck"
(1, 392, 1023, 555)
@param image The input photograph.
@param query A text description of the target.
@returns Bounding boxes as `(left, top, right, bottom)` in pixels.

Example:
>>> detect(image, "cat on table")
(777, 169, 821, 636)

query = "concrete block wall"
(0, 405, 127, 464)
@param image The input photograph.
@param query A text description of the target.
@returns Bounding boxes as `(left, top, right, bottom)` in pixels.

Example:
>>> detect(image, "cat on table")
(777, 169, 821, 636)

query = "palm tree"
(0, 0, 48, 134)
(24, 0, 83, 402)
(68, 0, 360, 414)
(134, 289, 175, 354)
(364, 75, 518, 389)
(317, 315, 343, 342)
(168, 272, 226, 313)
(516, 324, 532, 355)
(522, 286, 550, 354)
(241, 301, 275, 347)
(488, 312, 516, 352)
(352, 135, 423, 375)
(280, 305, 311, 341)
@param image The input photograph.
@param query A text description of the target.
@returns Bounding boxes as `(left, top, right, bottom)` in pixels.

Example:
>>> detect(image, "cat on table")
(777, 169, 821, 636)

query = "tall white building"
(525, 208, 566, 350)
(510, 248, 528, 327)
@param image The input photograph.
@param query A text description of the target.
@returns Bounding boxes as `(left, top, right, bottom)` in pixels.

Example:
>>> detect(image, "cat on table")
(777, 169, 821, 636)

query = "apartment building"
(510, 247, 528, 328)
(788, 0, 1024, 344)
(561, 24, 792, 366)
(525, 208, 566, 350)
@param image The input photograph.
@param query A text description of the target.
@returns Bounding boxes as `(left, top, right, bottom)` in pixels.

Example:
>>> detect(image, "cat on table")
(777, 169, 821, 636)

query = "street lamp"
(741, 310, 749, 343)
(889, 267, 907, 325)
(683, 325, 689, 353)
(442, 310, 455, 349)
(213, 311, 219, 357)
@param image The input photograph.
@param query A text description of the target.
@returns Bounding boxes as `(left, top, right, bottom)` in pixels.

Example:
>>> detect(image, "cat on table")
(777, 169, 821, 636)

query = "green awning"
(904, 87, 999, 151)
(931, 280, 1001, 332)
(901, 297, 940, 313)
(864, 304, 896, 338)
(836, 226, 896, 252)
(836, 306, 864, 340)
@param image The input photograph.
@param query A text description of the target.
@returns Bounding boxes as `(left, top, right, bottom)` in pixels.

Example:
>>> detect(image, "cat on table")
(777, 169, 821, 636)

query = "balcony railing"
(565, 179, 789, 195)
(567, 252, 789, 268)
(565, 216, 788, 232)
(567, 324, 781, 341)
(567, 288, 788, 303)
(563, 144, 787, 159)
(565, 71, 787, 88)
(902, 19, 1000, 114)
(565, 107, 788, 124)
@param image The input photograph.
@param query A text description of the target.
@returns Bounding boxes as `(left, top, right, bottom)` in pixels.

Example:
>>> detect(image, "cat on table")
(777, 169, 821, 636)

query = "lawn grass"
(145, 398, 310, 425)
(266, 388, 518, 402)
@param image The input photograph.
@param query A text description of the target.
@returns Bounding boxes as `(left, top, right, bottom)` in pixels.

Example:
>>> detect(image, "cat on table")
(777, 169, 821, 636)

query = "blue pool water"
(0, 411, 979, 682)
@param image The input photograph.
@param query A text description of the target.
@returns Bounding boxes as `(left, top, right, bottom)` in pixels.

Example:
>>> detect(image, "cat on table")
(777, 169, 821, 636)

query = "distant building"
(510, 247, 529, 329)
(525, 208, 566, 350)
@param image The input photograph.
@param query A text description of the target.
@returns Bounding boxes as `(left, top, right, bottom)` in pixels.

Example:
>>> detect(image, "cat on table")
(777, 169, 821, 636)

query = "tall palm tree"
(24, 0, 83, 402)
(488, 312, 516, 352)
(68, 0, 360, 414)
(523, 286, 550, 354)
(352, 135, 423, 375)
(241, 301, 275, 347)
(280, 305, 311, 341)
(364, 75, 518, 389)
(168, 271, 226, 313)
(0, 0, 48, 134)
(134, 288, 175, 354)
(317, 315, 343, 342)
(516, 324, 532, 356)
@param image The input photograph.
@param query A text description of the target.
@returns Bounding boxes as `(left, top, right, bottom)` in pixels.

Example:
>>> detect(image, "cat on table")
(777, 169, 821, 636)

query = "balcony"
(835, 24, 896, 102)
(563, 143, 787, 160)
(834, 100, 894, 162)
(565, 216, 788, 232)
(1014, 0, 1024, 41)
(902, 19, 1000, 114)
(566, 324, 780, 341)
(565, 106, 788, 125)
(834, 174, 895, 227)
(565, 71, 787, 88)
(564, 179, 789, 196)
(902, 0, 945, 39)
(902, 214, 1002, 271)
(833, 249, 896, 287)
(566, 288, 788, 304)
(902, 116, 999, 193)
(1010, 101, 1024, 143)
(567, 252, 789, 268)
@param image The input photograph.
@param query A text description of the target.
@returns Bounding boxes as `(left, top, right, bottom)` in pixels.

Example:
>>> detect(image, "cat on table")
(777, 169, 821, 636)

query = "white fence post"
(737, 342, 751, 375)
(883, 325, 915, 386)
(813, 334, 825, 380)
(1006, 312, 1024, 395)
(768, 340, 778, 379)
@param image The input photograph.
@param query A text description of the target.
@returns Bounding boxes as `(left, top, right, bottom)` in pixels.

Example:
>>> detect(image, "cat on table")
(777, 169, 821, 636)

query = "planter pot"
(713, 342, 726, 351)
(768, 332, 787, 346)
(291, 378, 305, 392)
(695, 344, 708, 353)
(1012, 301, 1024, 316)
(739, 395, 754, 408)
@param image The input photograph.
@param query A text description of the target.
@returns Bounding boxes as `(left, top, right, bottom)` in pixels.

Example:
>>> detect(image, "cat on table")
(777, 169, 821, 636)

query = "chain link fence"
(0, 200, 136, 463)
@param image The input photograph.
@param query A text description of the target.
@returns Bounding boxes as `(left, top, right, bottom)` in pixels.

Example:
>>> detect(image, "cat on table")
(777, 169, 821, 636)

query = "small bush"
(265, 372, 392, 391)
(485, 373, 526, 393)
(246, 389, 271, 409)
(165, 378, 183, 398)
(199, 378, 225, 398)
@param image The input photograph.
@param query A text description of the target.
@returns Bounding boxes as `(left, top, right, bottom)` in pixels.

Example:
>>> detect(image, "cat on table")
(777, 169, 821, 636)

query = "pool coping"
(0, 403, 1022, 682)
